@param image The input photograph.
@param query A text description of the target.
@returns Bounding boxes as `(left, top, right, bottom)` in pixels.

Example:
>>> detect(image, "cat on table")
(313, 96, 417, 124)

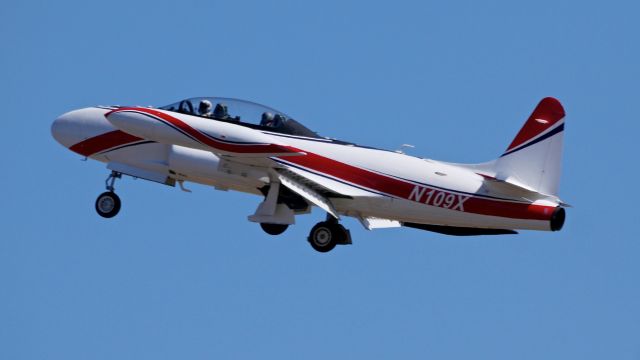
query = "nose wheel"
(95, 171, 122, 218)
(95, 191, 121, 218)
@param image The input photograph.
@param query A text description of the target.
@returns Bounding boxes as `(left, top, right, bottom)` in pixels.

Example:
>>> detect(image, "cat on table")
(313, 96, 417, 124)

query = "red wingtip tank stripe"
(69, 130, 144, 157)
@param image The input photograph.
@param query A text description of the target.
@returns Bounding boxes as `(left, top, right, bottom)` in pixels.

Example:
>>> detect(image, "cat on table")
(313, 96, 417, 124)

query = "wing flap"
(276, 170, 340, 219)
(274, 161, 375, 198)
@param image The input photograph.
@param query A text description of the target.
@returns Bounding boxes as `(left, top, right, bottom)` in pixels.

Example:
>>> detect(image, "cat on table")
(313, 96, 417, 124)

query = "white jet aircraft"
(52, 97, 568, 252)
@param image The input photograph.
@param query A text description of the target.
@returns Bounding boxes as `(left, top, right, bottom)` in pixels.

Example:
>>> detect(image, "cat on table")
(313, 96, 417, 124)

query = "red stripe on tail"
(506, 97, 565, 152)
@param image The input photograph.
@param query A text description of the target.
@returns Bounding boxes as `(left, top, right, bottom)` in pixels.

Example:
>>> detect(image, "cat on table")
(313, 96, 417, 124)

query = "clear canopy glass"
(159, 97, 320, 138)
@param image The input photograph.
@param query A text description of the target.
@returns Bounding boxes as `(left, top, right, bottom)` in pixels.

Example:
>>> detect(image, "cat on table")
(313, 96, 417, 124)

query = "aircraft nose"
(51, 110, 86, 148)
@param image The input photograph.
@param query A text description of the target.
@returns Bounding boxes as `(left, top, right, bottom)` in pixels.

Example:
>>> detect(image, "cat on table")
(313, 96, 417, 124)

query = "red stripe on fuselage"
(279, 153, 556, 221)
(69, 130, 144, 157)
(108, 107, 302, 155)
(74, 109, 555, 222)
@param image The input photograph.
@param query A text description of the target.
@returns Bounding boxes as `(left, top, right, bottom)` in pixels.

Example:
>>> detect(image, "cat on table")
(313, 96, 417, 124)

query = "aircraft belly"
(333, 196, 549, 231)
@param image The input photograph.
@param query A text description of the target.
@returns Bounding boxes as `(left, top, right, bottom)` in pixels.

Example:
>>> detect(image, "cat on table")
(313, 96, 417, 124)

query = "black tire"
(95, 191, 121, 218)
(308, 221, 345, 253)
(330, 223, 348, 244)
(260, 223, 289, 235)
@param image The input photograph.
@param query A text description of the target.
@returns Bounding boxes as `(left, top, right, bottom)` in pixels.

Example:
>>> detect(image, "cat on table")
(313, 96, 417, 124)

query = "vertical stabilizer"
(493, 97, 565, 196)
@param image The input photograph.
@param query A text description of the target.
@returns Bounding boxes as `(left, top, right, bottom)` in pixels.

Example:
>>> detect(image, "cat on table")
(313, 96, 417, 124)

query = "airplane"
(51, 96, 568, 252)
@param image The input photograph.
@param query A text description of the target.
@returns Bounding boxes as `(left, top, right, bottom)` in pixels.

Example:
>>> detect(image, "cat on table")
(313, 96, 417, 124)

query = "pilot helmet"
(261, 112, 275, 125)
(199, 100, 212, 114)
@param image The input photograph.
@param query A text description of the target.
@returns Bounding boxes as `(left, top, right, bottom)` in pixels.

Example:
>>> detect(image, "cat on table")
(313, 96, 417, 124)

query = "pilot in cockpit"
(272, 114, 285, 127)
(213, 103, 229, 120)
(198, 100, 213, 118)
(261, 112, 275, 127)
(260, 112, 285, 128)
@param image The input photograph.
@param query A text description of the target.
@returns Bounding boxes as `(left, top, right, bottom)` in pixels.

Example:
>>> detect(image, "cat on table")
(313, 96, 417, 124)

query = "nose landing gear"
(95, 191, 121, 218)
(95, 171, 122, 218)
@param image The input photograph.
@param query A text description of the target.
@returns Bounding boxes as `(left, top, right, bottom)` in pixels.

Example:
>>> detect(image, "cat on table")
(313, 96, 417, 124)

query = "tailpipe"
(550, 207, 566, 231)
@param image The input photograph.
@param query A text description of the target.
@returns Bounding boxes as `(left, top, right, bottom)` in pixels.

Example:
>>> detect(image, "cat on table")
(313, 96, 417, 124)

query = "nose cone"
(51, 110, 86, 148)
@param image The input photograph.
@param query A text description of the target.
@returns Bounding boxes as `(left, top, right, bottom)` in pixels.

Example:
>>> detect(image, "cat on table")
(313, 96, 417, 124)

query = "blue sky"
(1, 0, 639, 358)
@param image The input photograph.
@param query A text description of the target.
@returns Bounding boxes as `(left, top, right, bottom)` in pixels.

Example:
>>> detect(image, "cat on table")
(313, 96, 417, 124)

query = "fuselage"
(52, 104, 564, 232)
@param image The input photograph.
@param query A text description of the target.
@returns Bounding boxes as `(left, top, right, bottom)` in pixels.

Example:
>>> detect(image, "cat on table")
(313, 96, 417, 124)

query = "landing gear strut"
(308, 217, 351, 253)
(95, 171, 122, 218)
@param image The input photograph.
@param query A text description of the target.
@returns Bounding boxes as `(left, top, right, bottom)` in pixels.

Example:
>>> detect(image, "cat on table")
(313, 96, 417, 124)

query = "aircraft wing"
(273, 164, 400, 228)
(275, 169, 342, 219)
(273, 161, 376, 198)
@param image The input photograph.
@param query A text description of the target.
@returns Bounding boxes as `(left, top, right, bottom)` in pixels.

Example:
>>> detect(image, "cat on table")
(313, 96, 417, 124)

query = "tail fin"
(492, 97, 566, 196)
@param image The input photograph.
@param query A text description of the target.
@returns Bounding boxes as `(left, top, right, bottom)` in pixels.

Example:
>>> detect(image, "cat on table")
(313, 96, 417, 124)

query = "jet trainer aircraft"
(52, 97, 568, 252)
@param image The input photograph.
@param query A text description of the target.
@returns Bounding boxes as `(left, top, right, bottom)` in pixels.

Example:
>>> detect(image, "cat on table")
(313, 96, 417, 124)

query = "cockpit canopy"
(159, 97, 320, 139)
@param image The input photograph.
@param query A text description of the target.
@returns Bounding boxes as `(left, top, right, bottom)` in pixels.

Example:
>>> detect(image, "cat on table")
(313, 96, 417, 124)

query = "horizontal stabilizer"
(358, 217, 402, 230)
(476, 173, 560, 203)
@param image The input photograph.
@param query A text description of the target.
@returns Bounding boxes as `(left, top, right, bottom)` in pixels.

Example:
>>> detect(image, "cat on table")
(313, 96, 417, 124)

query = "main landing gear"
(260, 223, 289, 235)
(95, 171, 122, 218)
(259, 216, 351, 253)
(307, 217, 351, 253)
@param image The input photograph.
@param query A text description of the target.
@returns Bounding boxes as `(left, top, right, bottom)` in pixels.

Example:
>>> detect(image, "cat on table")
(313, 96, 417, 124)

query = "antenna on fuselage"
(395, 144, 415, 154)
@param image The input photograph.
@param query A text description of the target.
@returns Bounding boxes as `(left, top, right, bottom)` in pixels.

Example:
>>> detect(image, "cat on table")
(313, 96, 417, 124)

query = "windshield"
(159, 97, 320, 139)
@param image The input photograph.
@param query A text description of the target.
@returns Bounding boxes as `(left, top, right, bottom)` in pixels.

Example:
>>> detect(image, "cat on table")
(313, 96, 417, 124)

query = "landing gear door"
(107, 162, 176, 186)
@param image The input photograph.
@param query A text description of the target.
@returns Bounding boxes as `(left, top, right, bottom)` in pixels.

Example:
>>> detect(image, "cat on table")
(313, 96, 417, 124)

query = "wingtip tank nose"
(52, 111, 84, 148)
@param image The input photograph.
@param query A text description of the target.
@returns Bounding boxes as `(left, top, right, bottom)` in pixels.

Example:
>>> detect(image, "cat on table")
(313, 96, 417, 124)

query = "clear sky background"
(1, 0, 639, 359)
